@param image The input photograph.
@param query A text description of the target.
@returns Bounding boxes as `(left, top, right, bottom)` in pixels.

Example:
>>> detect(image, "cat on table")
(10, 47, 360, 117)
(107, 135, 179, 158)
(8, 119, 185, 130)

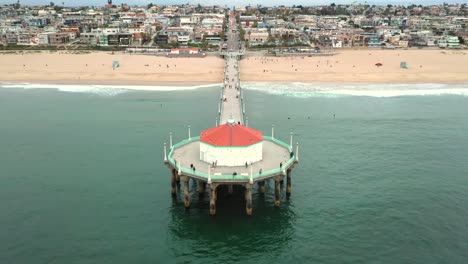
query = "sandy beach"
(241, 49, 468, 84)
(0, 51, 224, 86)
(0, 49, 467, 85)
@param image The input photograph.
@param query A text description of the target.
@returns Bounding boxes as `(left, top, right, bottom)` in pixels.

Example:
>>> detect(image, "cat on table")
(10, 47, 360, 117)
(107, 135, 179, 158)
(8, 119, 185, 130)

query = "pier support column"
(198, 181, 206, 196)
(258, 181, 265, 194)
(209, 184, 218, 216)
(183, 177, 190, 208)
(228, 184, 233, 195)
(175, 170, 180, 187)
(286, 169, 292, 197)
(171, 169, 177, 197)
(274, 180, 281, 207)
(245, 184, 253, 216)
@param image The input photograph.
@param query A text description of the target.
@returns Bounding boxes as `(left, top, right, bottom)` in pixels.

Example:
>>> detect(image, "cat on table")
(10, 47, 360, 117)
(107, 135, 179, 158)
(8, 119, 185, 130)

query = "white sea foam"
(0, 83, 221, 96)
(241, 82, 468, 98)
(2, 82, 468, 98)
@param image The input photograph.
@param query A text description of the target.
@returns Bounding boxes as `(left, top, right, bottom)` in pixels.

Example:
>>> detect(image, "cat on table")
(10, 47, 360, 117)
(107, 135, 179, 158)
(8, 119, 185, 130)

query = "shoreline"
(2, 80, 467, 88)
(2, 81, 467, 98)
(0, 80, 219, 87)
(1, 50, 467, 86)
(2, 79, 468, 87)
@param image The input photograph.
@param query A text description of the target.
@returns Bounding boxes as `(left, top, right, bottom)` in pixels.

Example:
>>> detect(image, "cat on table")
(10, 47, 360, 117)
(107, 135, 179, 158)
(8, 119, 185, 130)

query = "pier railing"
(237, 67, 245, 124)
(167, 136, 295, 182)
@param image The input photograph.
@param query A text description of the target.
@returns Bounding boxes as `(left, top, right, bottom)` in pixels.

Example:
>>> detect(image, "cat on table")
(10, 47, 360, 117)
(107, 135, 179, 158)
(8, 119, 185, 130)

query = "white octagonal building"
(199, 123, 263, 166)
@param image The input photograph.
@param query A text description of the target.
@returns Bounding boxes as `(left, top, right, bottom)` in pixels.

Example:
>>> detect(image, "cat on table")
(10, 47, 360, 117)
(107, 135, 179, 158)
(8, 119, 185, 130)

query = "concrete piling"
(274, 180, 281, 207)
(245, 184, 253, 216)
(171, 169, 177, 197)
(198, 181, 206, 195)
(183, 177, 190, 208)
(258, 181, 266, 193)
(210, 184, 218, 215)
(286, 169, 292, 197)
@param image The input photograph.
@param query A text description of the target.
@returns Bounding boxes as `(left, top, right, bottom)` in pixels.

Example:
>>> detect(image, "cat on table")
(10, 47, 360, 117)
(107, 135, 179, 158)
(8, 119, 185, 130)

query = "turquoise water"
(1, 85, 468, 263)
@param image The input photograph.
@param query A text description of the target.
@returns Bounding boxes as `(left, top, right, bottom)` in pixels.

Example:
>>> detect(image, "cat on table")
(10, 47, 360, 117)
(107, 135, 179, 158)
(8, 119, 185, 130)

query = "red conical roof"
(200, 124, 263, 147)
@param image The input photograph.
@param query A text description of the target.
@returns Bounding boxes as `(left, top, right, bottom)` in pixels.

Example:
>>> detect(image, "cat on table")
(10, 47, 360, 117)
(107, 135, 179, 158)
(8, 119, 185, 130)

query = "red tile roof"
(200, 124, 263, 147)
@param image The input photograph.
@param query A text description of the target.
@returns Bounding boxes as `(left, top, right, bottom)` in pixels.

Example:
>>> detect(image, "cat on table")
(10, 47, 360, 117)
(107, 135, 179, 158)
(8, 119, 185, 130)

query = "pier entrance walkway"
(220, 13, 243, 125)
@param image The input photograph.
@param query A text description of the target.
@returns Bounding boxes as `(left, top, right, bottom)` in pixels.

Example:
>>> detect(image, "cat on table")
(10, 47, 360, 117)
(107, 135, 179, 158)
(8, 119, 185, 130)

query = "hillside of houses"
(1, 3, 467, 50)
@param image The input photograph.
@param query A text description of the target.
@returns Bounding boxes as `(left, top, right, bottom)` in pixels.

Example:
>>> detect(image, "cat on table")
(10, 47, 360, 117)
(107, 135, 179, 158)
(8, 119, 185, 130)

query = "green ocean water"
(1, 85, 468, 264)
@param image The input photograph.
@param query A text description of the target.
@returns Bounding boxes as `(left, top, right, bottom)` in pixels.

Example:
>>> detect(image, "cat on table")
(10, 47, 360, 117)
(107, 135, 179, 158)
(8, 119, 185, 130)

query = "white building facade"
(199, 123, 263, 166)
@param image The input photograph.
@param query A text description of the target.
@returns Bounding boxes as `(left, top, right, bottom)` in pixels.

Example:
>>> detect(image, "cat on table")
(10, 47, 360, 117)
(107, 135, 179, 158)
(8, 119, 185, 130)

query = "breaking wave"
(0, 83, 221, 96)
(2, 82, 468, 98)
(241, 82, 468, 98)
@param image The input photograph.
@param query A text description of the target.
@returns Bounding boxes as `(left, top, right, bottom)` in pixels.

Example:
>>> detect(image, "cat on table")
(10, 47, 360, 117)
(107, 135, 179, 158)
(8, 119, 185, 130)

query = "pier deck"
(220, 22, 243, 125)
(221, 56, 243, 125)
(164, 11, 298, 214)
(168, 136, 296, 184)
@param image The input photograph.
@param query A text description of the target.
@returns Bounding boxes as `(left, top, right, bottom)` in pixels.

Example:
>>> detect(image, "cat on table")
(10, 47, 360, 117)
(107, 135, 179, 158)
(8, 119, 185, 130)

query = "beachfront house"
(37, 33, 49, 45)
(246, 28, 269, 43)
(270, 28, 299, 40)
(446, 36, 460, 48)
(48, 32, 70, 45)
(398, 40, 409, 48)
(177, 32, 190, 45)
(164, 27, 193, 45)
(2, 32, 17, 44)
(205, 34, 222, 45)
(352, 34, 366, 47)
(364, 33, 381, 47)
(60, 28, 80, 40)
(80, 32, 100, 45)
(155, 34, 168, 44)
(332, 38, 342, 48)
(107, 33, 131, 46)
(16, 33, 31, 45)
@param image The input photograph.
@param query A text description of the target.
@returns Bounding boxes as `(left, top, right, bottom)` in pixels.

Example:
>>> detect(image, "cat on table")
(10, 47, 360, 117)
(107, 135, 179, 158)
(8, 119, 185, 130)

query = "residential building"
(155, 34, 168, 44)
(48, 32, 70, 45)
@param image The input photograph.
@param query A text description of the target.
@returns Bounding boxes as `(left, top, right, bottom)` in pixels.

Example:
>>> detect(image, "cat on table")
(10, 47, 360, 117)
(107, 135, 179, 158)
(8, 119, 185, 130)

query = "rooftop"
(200, 124, 263, 147)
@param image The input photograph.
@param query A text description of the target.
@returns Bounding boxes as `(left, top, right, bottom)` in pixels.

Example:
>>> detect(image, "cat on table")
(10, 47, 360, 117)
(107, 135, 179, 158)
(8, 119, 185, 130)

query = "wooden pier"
(163, 12, 298, 215)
